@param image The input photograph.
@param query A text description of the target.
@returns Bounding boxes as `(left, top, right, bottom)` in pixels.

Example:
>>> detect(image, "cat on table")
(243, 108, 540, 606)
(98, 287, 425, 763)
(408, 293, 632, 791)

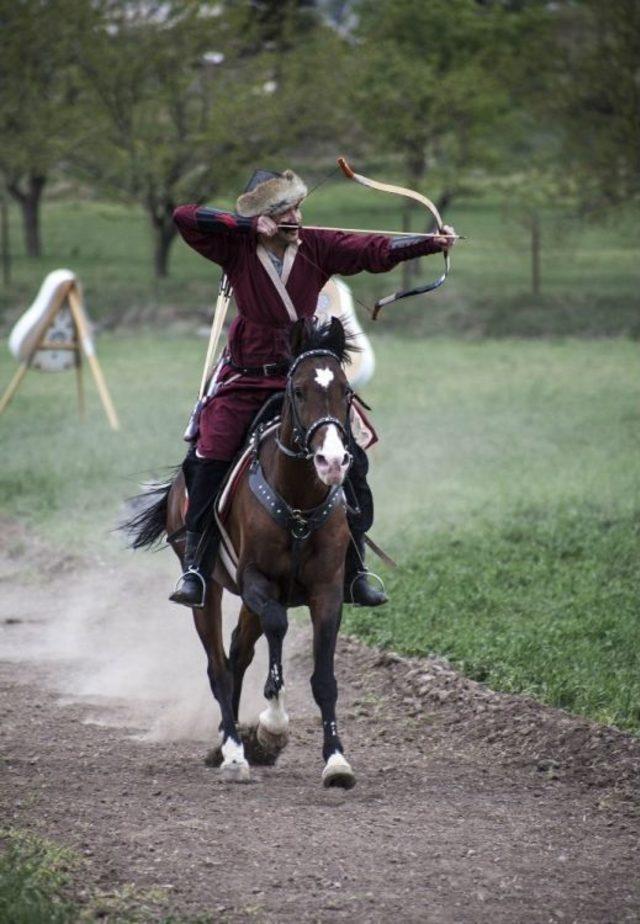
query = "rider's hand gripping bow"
(337, 157, 453, 320)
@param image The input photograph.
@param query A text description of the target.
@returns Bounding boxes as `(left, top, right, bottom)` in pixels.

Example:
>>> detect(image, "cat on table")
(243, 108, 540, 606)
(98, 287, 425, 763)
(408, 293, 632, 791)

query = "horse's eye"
(294, 387, 305, 401)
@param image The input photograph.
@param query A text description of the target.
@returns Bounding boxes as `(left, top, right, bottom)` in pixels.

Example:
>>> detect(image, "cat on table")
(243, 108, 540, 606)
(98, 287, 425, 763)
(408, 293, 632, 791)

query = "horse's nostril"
(341, 453, 350, 466)
(316, 453, 327, 466)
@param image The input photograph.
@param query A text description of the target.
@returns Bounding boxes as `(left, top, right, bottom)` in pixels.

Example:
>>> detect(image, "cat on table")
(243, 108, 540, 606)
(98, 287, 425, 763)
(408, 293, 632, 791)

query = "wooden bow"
(337, 157, 451, 320)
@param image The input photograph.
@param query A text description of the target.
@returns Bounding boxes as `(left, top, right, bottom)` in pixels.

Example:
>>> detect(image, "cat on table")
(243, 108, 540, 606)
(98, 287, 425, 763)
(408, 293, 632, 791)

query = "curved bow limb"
(337, 156, 451, 320)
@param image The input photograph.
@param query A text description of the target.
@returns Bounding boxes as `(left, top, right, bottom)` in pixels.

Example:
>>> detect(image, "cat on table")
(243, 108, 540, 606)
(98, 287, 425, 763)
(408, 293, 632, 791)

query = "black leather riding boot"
(169, 530, 210, 608)
(343, 443, 387, 607)
(344, 532, 388, 607)
(169, 454, 230, 609)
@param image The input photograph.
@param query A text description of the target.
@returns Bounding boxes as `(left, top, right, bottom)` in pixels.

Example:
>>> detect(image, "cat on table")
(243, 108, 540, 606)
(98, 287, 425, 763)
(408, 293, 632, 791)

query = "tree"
(552, 0, 640, 209)
(0, 0, 88, 257)
(351, 0, 513, 286)
(353, 0, 511, 200)
(74, 1, 285, 277)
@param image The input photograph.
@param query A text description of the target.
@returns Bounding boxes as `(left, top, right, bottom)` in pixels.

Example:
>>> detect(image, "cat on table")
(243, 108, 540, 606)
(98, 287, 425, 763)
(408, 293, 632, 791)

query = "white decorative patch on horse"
(325, 751, 351, 772)
(221, 737, 245, 765)
(315, 366, 334, 389)
(259, 687, 290, 735)
(321, 750, 354, 786)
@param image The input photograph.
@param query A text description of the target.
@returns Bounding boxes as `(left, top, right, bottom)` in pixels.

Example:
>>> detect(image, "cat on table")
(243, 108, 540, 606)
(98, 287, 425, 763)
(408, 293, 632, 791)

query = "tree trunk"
(403, 151, 429, 288)
(435, 189, 454, 221)
(531, 210, 541, 296)
(401, 201, 414, 291)
(8, 173, 46, 258)
(151, 208, 177, 278)
(1, 194, 10, 286)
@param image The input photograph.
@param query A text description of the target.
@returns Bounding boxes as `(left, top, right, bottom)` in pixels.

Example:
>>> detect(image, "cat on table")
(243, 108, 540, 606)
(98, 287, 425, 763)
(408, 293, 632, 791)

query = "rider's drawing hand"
(256, 215, 278, 236)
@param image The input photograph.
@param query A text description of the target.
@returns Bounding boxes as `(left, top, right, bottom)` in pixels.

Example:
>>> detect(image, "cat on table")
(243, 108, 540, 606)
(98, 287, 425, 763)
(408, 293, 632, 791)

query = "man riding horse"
(170, 167, 456, 610)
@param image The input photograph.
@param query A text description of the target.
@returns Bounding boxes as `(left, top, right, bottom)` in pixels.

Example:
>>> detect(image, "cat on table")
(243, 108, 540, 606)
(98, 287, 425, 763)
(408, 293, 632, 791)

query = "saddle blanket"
(214, 421, 279, 584)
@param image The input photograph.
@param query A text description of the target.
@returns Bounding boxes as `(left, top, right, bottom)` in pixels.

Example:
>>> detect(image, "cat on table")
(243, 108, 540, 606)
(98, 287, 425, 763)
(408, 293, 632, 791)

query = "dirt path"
(1, 535, 639, 922)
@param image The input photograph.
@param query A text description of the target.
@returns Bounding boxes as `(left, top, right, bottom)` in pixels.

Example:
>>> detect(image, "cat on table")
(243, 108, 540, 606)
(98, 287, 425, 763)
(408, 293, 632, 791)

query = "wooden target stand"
(0, 273, 120, 430)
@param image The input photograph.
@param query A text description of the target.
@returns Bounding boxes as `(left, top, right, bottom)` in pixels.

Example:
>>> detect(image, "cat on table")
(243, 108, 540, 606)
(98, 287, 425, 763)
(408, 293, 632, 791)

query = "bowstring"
(295, 244, 375, 320)
(298, 163, 447, 317)
(303, 164, 341, 199)
(296, 164, 375, 319)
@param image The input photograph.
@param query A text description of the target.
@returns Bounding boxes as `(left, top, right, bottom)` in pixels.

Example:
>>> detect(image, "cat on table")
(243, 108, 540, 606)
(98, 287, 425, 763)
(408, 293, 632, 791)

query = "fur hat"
(236, 169, 307, 217)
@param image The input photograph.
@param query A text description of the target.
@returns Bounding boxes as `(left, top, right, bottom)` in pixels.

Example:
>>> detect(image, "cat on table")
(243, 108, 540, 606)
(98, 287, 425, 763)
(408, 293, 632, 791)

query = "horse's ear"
(329, 315, 346, 360)
(290, 318, 310, 357)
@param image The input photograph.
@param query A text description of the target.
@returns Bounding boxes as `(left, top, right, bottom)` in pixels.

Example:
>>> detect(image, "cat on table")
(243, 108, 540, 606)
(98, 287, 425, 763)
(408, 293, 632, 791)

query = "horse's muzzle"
(313, 445, 351, 486)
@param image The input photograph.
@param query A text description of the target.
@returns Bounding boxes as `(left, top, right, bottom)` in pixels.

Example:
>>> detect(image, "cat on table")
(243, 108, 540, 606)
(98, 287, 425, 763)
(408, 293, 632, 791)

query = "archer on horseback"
(170, 167, 457, 610)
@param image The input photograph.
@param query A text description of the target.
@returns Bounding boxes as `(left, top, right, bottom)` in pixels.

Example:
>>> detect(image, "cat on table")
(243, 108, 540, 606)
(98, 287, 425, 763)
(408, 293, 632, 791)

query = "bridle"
(275, 348, 354, 462)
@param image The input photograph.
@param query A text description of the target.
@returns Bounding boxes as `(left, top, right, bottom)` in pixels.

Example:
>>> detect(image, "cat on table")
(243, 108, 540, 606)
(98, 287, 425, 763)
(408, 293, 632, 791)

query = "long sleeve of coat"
(173, 206, 258, 268)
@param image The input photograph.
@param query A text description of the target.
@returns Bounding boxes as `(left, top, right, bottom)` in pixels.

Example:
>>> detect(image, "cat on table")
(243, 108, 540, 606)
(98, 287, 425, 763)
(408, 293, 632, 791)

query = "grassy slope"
(349, 336, 640, 731)
(1, 332, 638, 730)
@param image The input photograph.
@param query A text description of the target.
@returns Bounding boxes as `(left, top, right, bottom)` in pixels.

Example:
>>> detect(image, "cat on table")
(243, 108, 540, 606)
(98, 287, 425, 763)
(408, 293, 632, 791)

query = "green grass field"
(1, 330, 638, 731)
(1, 184, 639, 336)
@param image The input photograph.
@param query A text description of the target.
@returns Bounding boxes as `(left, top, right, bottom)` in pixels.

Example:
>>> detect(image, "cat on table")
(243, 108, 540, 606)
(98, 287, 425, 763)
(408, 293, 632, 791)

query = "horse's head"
(286, 317, 355, 486)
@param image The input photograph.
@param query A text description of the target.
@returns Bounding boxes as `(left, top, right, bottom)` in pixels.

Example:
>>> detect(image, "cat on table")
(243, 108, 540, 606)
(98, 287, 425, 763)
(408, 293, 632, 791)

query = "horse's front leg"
(241, 565, 290, 752)
(228, 604, 262, 722)
(309, 585, 356, 789)
(193, 581, 250, 783)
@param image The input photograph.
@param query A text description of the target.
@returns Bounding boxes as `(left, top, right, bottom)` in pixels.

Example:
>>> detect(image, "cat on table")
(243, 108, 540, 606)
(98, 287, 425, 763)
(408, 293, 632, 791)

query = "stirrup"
(346, 569, 387, 604)
(171, 566, 207, 608)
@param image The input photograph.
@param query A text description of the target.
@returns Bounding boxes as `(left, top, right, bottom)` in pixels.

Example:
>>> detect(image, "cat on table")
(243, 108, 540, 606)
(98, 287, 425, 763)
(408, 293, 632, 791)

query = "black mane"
(290, 315, 358, 365)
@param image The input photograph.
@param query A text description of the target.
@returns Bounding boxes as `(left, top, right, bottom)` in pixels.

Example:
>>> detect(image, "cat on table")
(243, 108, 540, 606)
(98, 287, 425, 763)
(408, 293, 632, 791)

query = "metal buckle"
(290, 509, 311, 540)
(262, 362, 277, 376)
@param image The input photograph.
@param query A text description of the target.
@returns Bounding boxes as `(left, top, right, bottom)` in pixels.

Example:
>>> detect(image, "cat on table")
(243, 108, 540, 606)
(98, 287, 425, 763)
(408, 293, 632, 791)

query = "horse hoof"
(239, 725, 280, 766)
(322, 752, 356, 790)
(257, 721, 290, 754)
(220, 760, 251, 784)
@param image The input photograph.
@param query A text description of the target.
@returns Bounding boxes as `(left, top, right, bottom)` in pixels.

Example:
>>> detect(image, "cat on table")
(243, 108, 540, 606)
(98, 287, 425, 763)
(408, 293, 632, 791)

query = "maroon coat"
(174, 205, 442, 460)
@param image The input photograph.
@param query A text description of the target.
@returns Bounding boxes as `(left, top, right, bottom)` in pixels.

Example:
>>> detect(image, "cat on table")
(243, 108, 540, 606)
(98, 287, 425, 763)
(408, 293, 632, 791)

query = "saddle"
(214, 414, 281, 584)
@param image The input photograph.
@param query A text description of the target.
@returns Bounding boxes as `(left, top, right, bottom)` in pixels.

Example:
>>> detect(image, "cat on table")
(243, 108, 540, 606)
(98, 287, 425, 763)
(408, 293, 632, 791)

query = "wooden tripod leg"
(0, 362, 29, 415)
(67, 286, 120, 431)
(74, 339, 85, 421)
(0, 285, 72, 417)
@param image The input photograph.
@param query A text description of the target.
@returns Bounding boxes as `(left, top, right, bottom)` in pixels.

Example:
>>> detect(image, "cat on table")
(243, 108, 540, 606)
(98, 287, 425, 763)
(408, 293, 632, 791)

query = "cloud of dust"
(1, 551, 293, 744)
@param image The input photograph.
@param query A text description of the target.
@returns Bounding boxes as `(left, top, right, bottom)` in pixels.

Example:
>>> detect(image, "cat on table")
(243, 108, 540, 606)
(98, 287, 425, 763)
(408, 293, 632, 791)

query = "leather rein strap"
(276, 348, 353, 461)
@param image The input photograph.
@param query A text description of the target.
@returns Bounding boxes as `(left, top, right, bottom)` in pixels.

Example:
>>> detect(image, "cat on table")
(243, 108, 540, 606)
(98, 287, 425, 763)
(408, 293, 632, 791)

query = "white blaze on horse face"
(314, 423, 349, 486)
(314, 367, 334, 389)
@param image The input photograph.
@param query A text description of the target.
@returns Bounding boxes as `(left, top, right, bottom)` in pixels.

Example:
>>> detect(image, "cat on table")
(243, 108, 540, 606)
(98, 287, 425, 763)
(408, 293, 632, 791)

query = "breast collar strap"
(249, 458, 344, 540)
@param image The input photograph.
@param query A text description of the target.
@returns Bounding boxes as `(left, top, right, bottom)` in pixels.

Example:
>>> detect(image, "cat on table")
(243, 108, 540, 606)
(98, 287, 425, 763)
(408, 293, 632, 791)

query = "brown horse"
(127, 317, 357, 788)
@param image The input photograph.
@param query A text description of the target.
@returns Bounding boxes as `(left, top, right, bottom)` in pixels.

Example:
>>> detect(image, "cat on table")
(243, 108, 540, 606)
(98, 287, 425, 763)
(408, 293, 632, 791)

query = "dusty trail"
(1, 536, 639, 922)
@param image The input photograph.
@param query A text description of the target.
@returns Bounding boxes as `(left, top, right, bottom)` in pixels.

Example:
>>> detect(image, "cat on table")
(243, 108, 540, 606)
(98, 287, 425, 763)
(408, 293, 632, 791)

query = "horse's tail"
(121, 470, 178, 550)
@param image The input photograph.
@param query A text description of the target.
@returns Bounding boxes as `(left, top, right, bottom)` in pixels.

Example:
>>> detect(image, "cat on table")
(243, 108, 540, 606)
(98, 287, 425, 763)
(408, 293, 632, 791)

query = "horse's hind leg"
(193, 582, 250, 782)
(241, 566, 290, 752)
(309, 589, 356, 789)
